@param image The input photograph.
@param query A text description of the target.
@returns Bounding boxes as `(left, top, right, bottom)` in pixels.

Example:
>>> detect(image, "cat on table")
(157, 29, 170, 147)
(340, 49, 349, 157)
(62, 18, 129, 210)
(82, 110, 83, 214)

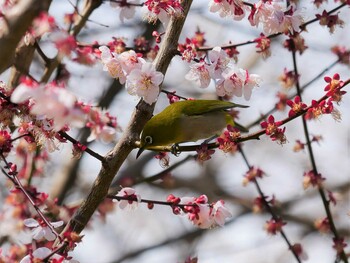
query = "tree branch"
(0, 0, 51, 74)
(65, 0, 194, 235)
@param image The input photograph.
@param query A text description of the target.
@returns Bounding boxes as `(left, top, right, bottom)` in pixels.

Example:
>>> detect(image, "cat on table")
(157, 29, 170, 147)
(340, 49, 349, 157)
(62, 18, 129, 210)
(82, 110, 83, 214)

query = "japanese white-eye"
(137, 99, 248, 158)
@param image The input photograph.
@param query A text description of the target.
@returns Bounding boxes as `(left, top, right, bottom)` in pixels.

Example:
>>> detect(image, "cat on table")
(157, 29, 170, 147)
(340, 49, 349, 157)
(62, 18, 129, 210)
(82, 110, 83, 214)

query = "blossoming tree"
(0, 0, 349, 262)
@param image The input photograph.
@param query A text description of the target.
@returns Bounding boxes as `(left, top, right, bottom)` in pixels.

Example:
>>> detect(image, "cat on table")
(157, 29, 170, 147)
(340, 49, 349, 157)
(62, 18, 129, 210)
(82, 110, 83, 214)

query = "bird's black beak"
(136, 146, 145, 159)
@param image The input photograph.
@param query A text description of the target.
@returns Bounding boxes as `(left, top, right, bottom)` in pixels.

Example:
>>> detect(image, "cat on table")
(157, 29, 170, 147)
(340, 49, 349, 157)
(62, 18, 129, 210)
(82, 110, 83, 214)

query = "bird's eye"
(145, 136, 153, 144)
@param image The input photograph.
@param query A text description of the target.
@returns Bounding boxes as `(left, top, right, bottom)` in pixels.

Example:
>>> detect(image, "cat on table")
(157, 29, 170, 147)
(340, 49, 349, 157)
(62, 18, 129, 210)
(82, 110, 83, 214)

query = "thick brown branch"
(0, 0, 51, 74)
(65, 0, 194, 234)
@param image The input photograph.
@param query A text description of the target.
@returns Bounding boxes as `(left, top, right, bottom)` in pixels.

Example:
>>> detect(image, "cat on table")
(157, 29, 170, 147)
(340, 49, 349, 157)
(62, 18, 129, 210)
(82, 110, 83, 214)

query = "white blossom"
(126, 62, 164, 104)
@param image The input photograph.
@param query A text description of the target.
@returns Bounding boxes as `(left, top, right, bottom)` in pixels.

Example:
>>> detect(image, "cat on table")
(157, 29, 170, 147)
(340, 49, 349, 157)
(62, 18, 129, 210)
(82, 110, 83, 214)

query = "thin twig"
(238, 145, 301, 263)
(291, 51, 348, 263)
(0, 154, 62, 242)
(197, 3, 346, 52)
(246, 59, 340, 129)
(58, 131, 105, 162)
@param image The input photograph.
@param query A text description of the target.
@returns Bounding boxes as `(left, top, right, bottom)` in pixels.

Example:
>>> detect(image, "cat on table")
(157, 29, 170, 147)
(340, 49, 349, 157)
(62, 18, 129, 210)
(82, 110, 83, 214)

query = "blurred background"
(0, 0, 349, 262)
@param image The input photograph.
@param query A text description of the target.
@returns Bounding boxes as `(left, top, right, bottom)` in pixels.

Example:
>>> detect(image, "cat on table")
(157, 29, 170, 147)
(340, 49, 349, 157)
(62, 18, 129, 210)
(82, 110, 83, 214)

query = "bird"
(136, 99, 248, 158)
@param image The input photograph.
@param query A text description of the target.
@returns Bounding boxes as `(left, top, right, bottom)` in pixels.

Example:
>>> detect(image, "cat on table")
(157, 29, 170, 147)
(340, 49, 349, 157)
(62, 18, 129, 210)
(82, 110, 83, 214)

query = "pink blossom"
(208, 46, 230, 79)
(143, 0, 183, 26)
(209, 0, 247, 21)
(31, 12, 56, 38)
(50, 31, 77, 57)
(110, 0, 140, 22)
(249, 1, 303, 34)
(23, 218, 63, 241)
(126, 62, 164, 104)
(119, 50, 144, 75)
(263, 4, 303, 34)
(85, 106, 118, 143)
(88, 125, 116, 143)
(221, 67, 244, 97)
(20, 247, 79, 263)
(74, 46, 96, 65)
(243, 70, 261, 100)
(115, 187, 141, 210)
(181, 195, 232, 229)
(212, 200, 233, 226)
(218, 67, 260, 99)
(181, 196, 214, 229)
(11, 81, 85, 131)
(99, 46, 126, 84)
(185, 60, 211, 88)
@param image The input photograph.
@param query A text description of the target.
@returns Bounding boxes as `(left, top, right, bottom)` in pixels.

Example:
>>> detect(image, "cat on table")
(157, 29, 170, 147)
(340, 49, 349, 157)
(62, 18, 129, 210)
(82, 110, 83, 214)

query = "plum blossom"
(185, 60, 211, 88)
(11, 81, 85, 131)
(110, 0, 140, 22)
(99, 46, 126, 84)
(50, 31, 77, 57)
(209, 0, 247, 21)
(85, 107, 118, 143)
(208, 46, 230, 79)
(114, 187, 141, 210)
(143, 0, 183, 27)
(181, 195, 232, 229)
(23, 218, 63, 241)
(212, 200, 233, 226)
(126, 62, 164, 104)
(20, 247, 79, 263)
(118, 49, 144, 75)
(219, 67, 261, 100)
(184, 46, 261, 99)
(249, 1, 303, 34)
(31, 12, 56, 38)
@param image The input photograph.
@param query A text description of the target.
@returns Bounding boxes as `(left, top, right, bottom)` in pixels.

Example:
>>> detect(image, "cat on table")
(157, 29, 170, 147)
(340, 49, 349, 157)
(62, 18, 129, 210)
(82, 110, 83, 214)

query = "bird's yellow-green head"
(136, 100, 248, 158)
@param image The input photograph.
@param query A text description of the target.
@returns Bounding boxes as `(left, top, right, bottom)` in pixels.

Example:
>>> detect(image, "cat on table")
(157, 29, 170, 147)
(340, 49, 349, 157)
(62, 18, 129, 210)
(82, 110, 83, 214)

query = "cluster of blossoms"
(209, 0, 304, 35)
(109, 0, 184, 26)
(209, 0, 248, 21)
(178, 32, 206, 63)
(248, 1, 303, 34)
(185, 46, 261, 100)
(143, 0, 183, 26)
(19, 247, 78, 263)
(323, 73, 346, 103)
(112, 188, 232, 229)
(260, 115, 286, 144)
(0, 182, 79, 262)
(11, 79, 86, 131)
(216, 125, 240, 153)
(99, 46, 164, 104)
(304, 73, 345, 122)
(24, 12, 95, 64)
(169, 194, 233, 229)
(79, 103, 119, 143)
(6, 78, 119, 153)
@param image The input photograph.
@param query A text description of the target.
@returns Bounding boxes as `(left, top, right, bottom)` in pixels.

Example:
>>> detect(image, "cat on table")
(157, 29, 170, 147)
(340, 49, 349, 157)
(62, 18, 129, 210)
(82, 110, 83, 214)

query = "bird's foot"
(171, 143, 181, 156)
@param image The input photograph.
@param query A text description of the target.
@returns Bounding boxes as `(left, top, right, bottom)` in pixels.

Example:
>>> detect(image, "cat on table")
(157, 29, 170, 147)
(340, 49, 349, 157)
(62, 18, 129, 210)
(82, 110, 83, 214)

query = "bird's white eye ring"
(145, 136, 153, 144)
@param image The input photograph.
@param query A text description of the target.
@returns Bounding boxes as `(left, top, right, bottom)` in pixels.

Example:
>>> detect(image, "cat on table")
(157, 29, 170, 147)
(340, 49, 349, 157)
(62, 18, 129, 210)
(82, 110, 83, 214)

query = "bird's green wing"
(179, 100, 248, 116)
